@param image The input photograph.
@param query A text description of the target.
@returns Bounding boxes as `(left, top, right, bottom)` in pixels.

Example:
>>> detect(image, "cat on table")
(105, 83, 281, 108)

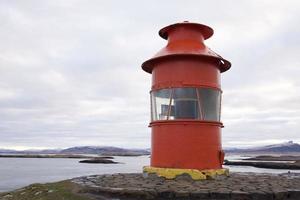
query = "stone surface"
(71, 172, 300, 200)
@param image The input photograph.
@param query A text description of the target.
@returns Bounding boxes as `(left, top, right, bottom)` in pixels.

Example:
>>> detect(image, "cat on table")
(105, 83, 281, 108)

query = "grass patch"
(0, 180, 92, 200)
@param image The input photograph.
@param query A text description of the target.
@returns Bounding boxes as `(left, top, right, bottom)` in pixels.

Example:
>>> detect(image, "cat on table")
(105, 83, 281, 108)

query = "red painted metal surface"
(151, 58, 221, 90)
(142, 22, 231, 170)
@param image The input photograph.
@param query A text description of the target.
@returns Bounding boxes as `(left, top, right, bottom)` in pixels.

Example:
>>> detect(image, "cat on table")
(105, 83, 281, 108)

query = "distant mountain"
(0, 149, 18, 154)
(225, 141, 300, 154)
(2, 141, 299, 156)
(24, 149, 62, 154)
(60, 146, 149, 156)
(0, 148, 61, 154)
(0, 146, 150, 156)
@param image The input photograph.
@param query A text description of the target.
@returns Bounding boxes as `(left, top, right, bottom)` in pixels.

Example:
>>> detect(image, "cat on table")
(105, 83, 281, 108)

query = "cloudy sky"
(0, 0, 299, 150)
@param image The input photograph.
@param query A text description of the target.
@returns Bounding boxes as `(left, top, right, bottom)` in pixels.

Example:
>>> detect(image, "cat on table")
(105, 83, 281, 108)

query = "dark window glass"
(172, 88, 199, 119)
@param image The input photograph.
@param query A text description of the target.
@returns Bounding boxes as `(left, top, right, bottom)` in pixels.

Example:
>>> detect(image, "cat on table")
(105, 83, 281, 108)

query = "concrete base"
(143, 166, 229, 180)
(72, 172, 300, 200)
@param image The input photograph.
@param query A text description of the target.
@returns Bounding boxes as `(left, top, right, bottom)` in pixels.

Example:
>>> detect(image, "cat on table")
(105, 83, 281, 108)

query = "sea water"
(0, 156, 299, 192)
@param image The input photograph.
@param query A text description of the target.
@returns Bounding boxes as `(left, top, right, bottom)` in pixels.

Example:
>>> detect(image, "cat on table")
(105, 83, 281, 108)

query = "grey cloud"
(0, 0, 300, 149)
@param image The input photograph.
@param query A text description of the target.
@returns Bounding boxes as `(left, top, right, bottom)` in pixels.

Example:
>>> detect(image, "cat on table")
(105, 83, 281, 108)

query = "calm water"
(0, 156, 299, 192)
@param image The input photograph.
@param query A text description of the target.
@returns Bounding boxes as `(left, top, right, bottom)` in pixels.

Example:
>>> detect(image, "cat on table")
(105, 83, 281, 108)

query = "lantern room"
(142, 22, 231, 180)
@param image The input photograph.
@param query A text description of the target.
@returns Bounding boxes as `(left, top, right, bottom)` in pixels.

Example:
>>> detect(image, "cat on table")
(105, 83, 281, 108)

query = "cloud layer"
(0, 0, 299, 149)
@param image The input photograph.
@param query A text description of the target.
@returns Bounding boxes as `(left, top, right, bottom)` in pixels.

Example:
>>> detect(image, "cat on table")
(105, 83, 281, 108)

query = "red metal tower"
(142, 22, 231, 180)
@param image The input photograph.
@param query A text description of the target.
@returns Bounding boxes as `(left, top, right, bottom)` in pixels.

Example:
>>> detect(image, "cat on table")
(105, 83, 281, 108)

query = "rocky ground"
(1, 172, 300, 200)
(72, 172, 300, 199)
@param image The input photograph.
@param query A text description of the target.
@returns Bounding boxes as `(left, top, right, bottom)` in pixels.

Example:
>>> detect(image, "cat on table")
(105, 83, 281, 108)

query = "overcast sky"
(0, 0, 299, 150)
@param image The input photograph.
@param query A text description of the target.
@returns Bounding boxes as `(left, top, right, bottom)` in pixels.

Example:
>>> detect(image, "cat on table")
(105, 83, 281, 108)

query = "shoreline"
(2, 154, 300, 170)
(0, 154, 144, 158)
(224, 160, 300, 169)
(224, 155, 300, 170)
(0, 154, 99, 159)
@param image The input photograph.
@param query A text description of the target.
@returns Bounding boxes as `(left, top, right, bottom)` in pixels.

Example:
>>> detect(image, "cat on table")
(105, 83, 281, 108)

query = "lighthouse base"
(143, 166, 229, 180)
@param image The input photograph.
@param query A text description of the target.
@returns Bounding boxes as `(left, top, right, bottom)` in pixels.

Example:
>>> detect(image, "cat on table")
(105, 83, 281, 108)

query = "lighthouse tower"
(142, 22, 231, 180)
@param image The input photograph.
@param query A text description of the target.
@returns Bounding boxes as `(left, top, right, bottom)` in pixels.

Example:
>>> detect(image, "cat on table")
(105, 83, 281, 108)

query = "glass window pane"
(151, 87, 221, 122)
(150, 93, 156, 121)
(198, 88, 221, 121)
(152, 89, 172, 120)
(171, 88, 199, 119)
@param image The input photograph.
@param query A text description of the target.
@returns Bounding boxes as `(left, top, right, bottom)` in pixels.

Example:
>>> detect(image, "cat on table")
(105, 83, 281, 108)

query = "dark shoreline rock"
(243, 155, 300, 161)
(224, 160, 300, 169)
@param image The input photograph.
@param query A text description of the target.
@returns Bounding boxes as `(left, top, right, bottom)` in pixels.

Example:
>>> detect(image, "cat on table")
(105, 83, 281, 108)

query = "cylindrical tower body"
(142, 22, 231, 179)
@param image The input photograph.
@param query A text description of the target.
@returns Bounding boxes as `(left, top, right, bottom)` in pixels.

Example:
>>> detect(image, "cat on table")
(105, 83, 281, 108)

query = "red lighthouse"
(142, 22, 231, 180)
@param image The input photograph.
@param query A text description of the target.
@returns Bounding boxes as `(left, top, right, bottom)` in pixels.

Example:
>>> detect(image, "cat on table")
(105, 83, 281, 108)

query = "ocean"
(0, 155, 299, 193)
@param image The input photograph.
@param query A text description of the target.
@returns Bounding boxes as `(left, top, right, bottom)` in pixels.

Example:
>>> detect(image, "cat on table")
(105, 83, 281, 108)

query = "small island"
(79, 157, 119, 164)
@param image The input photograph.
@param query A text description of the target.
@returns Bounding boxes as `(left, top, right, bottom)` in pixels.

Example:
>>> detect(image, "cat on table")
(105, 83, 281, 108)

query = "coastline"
(224, 155, 300, 169)
(2, 154, 300, 170)
(0, 154, 97, 159)
(1, 155, 300, 195)
(0, 154, 143, 158)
